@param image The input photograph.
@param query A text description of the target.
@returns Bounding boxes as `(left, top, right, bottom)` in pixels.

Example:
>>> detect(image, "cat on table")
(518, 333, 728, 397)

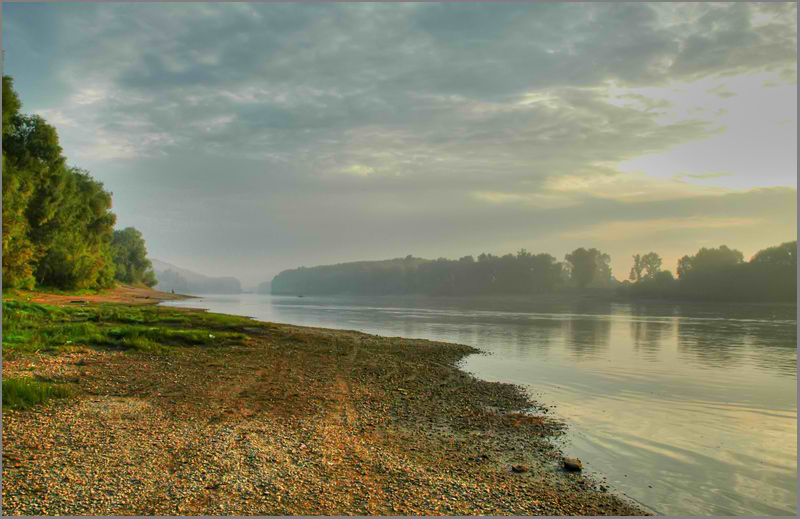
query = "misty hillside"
(149, 259, 242, 294)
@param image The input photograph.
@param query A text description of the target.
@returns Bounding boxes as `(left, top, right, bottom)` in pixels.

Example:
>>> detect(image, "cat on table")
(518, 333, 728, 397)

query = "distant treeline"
(2, 74, 155, 290)
(617, 242, 797, 302)
(271, 250, 610, 296)
(271, 242, 797, 303)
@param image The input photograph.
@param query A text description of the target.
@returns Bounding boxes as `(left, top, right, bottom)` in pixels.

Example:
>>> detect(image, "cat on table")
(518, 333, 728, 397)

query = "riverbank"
(2, 288, 649, 515)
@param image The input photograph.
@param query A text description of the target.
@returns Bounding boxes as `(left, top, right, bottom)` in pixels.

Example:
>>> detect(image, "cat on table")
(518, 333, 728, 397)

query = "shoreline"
(2, 287, 650, 515)
(267, 290, 797, 308)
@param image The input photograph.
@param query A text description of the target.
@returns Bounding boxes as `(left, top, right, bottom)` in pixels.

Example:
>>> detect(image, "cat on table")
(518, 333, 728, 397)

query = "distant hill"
(256, 280, 271, 294)
(148, 259, 242, 294)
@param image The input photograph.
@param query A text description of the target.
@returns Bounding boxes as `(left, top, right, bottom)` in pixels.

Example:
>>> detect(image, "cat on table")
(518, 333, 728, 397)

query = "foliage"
(34, 169, 117, 289)
(629, 254, 644, 283)
(676, 245, 744, 279)
(564, 248, 611, 289)
(630, 252, 662, 282)
(1, 74, 124, 290)
(750, 241, 796, 268)
(2, 74, 22, 135)
(2, 77, 38, 288)
(619, 241, 796, 302)
(111, 227, 156, 286)
(271, 252, 565, 296)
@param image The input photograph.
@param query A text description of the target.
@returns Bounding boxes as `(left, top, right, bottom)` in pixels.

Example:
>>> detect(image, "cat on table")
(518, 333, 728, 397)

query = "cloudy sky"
(3, 2, 796, 288)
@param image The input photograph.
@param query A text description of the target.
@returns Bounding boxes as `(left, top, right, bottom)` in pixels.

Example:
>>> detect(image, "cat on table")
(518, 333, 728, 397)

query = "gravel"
(2, 322, 650, 515)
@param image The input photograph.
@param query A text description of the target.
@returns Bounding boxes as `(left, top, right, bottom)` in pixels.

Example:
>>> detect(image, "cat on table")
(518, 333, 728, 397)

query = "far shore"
(267, 289, 797, 308)
(2, 285, 650, 515)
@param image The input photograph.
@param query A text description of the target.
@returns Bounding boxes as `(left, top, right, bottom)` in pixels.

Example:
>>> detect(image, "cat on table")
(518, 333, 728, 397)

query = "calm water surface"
(161, 293, 797, 516)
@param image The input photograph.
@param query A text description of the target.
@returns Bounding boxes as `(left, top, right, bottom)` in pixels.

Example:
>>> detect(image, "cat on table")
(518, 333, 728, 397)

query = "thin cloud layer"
(3, 3, 796, 285)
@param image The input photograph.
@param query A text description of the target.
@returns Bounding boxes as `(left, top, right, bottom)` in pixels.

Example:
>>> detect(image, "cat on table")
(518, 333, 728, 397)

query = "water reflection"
(562, 317, 611, 359)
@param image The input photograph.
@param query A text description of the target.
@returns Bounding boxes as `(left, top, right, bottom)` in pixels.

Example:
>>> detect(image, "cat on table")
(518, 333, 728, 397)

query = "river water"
(160, 293, 797, 516)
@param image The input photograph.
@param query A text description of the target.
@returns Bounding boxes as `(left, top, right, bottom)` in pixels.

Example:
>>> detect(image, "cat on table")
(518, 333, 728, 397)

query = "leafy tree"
(629, 254, 644, 283)
(676, 245, 744, 278)
(2, 76, 38, 288)
(1, 155, 38, 288)
(750, 241, 797, 268)
(565, 248, 610, 288)
(111, 227, 155, 285)
(33, 168, 117, 289)
(641, 252, 662, 280)
(564, 248, 596, 289)
(2, 75, 22, 136)
(2, 73, 132, 290)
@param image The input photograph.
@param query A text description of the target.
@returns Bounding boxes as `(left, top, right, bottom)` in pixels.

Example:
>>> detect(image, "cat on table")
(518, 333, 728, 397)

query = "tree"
(1, 156, 38, 288)
(565, 248, 597, 289)
(33, 168, 117, 289)
(2, 73, 125, 290)
(629, 254, 644, 283)
(2, 75, 38, 288)
(676, 245, 744, 278)
(590, 249, 612, 287)
(111, 227, 154, 285)
(2, 75, 22, 136)
(750, 241, 797, 268)
(641, 252, 662, 280)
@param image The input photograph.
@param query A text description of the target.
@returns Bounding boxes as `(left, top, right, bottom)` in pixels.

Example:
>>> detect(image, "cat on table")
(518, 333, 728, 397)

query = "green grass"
(2, 298, 260, 357)
(2, 377, 73, 410)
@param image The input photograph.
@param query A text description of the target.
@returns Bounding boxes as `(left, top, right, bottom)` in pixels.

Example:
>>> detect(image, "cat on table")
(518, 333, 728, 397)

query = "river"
(160, 293, 797, 516)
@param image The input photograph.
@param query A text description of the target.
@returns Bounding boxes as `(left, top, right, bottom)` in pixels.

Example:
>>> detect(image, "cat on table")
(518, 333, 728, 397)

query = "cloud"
(2, 3, 796, 284)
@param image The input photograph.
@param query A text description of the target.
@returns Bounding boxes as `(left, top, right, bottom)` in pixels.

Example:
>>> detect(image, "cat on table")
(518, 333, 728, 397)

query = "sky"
(2, 2, 797, 288)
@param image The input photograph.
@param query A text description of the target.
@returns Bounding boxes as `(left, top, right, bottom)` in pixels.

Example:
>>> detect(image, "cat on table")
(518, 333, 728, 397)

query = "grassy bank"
(1, 289, 648, 516)
(2, 299, 249, 356)
(2, 377, 73, 410)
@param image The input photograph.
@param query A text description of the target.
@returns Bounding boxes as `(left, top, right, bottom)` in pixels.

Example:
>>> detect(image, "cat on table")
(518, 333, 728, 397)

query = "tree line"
(271, 249, 613, 297)
(271, 241, 797, 302)
(2, 74, 155, 290)
(619, 242, 796, 302)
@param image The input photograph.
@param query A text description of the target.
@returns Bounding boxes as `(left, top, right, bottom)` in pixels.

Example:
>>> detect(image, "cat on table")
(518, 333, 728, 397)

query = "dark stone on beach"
(563, 457, 583, 472)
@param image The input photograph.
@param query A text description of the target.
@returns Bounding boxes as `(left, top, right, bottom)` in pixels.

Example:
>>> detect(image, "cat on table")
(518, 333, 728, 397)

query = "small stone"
(563, 457, 582, 472)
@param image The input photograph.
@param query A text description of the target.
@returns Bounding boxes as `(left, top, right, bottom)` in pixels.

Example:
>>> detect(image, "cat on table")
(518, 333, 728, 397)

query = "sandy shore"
(2, 289, 649, 515)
